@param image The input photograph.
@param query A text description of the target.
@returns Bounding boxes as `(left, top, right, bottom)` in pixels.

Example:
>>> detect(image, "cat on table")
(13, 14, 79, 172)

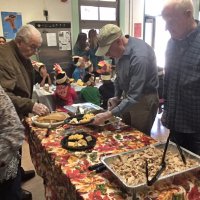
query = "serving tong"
(145, 131, 186, 186)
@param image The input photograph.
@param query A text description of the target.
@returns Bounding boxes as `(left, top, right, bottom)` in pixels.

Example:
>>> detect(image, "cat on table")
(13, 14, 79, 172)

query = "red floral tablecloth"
(24, 118, 200, 200)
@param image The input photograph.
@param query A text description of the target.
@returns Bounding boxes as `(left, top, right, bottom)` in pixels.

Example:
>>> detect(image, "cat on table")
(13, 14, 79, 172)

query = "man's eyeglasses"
(27, 44, 40, 52)
(22, 40, 40, 52)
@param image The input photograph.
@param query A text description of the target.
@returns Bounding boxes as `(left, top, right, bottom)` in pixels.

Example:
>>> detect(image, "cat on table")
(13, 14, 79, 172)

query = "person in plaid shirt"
(161, 0, 200, 155)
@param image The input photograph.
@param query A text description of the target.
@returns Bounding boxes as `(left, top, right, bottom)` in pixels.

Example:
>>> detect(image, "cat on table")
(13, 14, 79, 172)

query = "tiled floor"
(21, 141, 45, 200)
(151, 112, 169, 142)
(21, 112, 169, 200)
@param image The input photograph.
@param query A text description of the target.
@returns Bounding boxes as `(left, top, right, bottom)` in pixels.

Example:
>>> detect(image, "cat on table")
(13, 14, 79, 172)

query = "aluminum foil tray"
(101, 142, 200, 193)
(64, 103, 103, 115)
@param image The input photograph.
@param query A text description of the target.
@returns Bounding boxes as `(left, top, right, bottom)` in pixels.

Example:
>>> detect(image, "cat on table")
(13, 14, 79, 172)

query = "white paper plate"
(32, 112, 69, 128)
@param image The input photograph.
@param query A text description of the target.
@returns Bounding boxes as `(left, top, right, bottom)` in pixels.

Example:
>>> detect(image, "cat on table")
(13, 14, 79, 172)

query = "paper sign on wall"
(134, 23, 142, 38)
(46, 33, 57, 46)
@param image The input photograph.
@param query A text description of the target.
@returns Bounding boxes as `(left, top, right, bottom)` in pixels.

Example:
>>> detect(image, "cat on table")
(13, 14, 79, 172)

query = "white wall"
(122, 0, 131, 35)
(0, 0, 72, 37)
(132, 0, 144, 38)
(122, 0, 144, 38)
(126, 0, 199, 39)
(193, 0, 199, 19)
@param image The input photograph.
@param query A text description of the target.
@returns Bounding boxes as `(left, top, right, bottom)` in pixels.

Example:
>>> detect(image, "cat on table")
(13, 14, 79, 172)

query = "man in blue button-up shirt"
(92, 24, 159, 135)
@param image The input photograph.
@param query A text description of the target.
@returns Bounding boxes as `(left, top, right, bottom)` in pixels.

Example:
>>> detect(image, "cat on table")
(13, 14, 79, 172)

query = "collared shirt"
(0, 85, 24, 182)
(164, 25, 200, 133)
(111, 37, 158, 116)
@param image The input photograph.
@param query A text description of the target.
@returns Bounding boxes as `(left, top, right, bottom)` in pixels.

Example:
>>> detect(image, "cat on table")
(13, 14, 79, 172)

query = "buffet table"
(24, 117, 200, 200)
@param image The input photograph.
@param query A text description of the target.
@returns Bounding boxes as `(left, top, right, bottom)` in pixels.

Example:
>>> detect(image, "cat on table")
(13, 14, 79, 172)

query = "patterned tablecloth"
(24, 118, 200, 200)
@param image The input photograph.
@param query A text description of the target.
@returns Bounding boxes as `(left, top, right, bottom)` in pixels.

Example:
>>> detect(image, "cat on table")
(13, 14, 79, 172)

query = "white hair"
(15, 24, 42, 43)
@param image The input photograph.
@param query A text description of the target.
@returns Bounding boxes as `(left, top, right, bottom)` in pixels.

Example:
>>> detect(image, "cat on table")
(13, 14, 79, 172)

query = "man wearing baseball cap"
(93, 24, 159, 135)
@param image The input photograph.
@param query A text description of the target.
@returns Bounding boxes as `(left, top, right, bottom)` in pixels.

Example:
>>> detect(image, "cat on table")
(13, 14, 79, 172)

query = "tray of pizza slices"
(101, 142, 200, 196)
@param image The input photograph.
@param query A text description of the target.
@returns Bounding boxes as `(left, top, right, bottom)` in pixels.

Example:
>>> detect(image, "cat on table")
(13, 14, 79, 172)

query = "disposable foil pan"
(101, 142, 200, 196)
(64, 102, 103, 115)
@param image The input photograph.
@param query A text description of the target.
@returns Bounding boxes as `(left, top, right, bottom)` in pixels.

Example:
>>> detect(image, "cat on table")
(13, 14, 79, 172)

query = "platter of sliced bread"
(32, 112, 70, 128)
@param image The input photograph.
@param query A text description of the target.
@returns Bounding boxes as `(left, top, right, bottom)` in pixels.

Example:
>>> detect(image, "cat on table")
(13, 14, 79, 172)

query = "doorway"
(144, 0, 170, 68)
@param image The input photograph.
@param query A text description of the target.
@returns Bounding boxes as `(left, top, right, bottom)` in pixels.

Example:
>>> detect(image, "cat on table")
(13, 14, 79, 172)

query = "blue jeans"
(0, 166, 21, 200)
(170, 131, 200, 155)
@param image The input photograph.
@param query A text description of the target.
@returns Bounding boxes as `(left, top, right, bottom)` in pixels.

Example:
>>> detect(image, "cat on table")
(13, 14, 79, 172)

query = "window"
(99, 7, 116, 21)
(144, 16, 155, 48)
(81, 6, 98, 20)
(144, 0, 170, 68)
(79, 0, 119, 33)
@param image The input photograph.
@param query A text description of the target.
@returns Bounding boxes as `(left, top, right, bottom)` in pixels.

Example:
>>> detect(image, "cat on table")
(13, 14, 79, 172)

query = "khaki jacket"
(0, 40, 34, 119)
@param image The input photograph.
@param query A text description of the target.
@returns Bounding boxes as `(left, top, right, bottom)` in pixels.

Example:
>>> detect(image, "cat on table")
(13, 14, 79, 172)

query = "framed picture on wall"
(1, 11, 22, 39)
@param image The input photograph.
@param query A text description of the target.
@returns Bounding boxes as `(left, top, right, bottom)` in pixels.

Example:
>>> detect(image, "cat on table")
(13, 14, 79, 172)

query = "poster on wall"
(1, 11, 22, 39)
(134, 23, 142, 38)
(58, 31, 71, 51)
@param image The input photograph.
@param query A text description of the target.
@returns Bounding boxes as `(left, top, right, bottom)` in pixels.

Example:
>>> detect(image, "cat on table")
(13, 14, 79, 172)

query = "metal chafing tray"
(101, 142, 200, 196)
(64, 102, 103, 115)
(64, 102, 121, 128)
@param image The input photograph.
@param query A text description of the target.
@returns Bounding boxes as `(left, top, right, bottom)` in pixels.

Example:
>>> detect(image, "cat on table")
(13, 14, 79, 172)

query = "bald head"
(163, 0, 194, 15)
(162, 0, 196, 39)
